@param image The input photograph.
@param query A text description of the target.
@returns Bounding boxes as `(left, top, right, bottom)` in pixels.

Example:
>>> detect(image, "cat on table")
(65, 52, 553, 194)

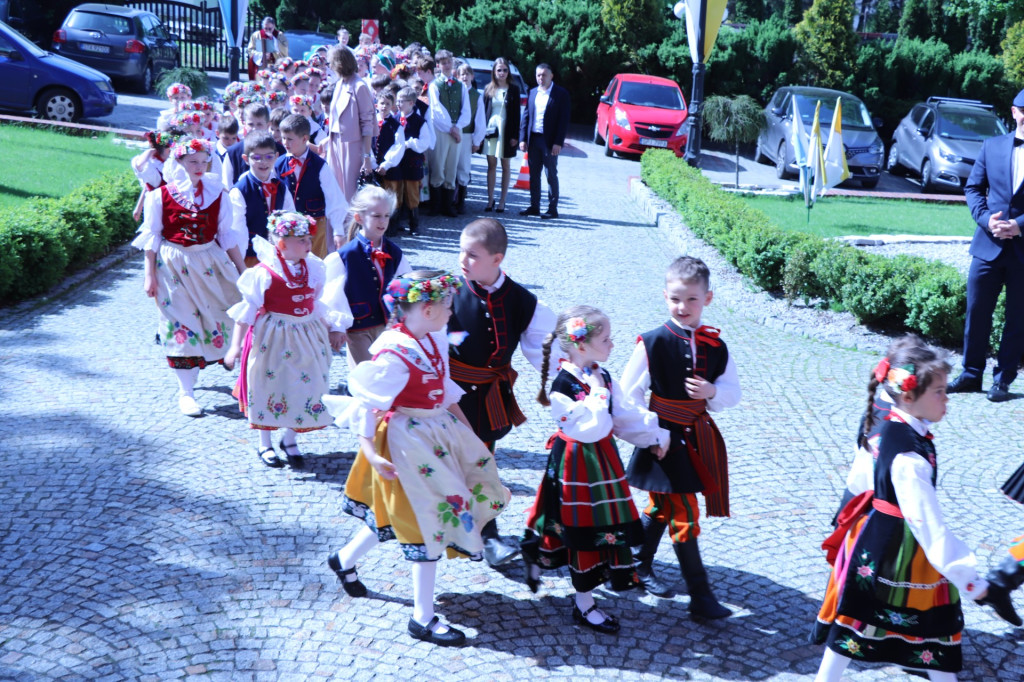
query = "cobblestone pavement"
(2, 127, 1023, 682)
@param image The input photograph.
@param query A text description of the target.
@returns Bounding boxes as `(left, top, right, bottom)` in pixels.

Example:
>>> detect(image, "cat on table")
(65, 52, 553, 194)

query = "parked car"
(52, 4, 179, 93)
(285, 30, 335, 63)
(457, 56, 529, 109)
(594, 73, 688, 158)
(0, 19, 116, 122)
(755, 86, 884, 188)
(887, 97, 1008, 193)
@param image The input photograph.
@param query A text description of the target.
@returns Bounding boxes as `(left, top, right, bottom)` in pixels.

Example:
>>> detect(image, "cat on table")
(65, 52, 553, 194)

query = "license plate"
(640, 137, 668, 148)
(80, 43, 110, 53)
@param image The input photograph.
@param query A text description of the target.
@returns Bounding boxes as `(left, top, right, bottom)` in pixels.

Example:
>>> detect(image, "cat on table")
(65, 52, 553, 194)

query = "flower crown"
(293, 59, 309, 69)
(276, 58, 295, 71)
(145, 130, 177, 149)
(243, 82, 265, 95)
(166, 83, 191, 98)
(305, 66, 324, 78)
(290, 94, 313, 108)
(256, 69, 272, 80)
(172, 137, 213, 158)
(383, 273, 462, 312)
(874, 358, 918, 393)
(290, 72, 311, 85)
(234, 94, 259, 110)
(270, 72, 288, 83)
(565, 317, 596, 345)
(223, 82, 244, 103)
(267, 210, 317, 238)
(266, 91, 288, 105)
(173, 111, 203, 126)
(176, 100, 213, 113)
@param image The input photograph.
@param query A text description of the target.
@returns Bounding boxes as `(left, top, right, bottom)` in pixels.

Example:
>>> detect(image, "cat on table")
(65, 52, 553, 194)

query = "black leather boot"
(440, 187, 458, 217)
(408, 207, 420, 234)
(427, 185, 440, 216)
(978, 554, 1024, 626)
(634, 515, 672, 597)
(455, 184, 467, 214)
(480, 519, 519, 567)
(674, 538, 732, 619)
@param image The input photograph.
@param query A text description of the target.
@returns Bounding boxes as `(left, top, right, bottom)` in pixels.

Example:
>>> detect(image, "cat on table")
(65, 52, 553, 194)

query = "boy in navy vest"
(222, 103, 286, 187)
(375, 87, 431, 235)
(229, 131, 294, 268)
(620, 256, 741, 619)
(427, 49, 469, 217)
(447, 218, 559, 567)
(214, 115, 239, 168)
(275, 114, 347, 259)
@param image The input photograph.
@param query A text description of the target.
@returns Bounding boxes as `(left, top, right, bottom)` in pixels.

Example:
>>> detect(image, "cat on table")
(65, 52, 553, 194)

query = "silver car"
(887, 97, 1008, 193)
(755, 86, 885, 188)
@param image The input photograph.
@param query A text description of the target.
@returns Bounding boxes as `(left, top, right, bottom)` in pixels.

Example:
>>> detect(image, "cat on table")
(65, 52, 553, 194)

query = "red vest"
(260, 263, 315, 316)
(160, 186, 221, 246)
(377, 339, 446, 410)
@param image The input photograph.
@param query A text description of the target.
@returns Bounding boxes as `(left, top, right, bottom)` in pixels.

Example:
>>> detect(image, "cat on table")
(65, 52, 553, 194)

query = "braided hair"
(536, 305, 608, 406)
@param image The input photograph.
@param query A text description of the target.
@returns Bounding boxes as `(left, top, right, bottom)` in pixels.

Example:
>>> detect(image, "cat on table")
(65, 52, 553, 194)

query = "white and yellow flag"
(808, 101, 825, 203)
(822, 97, 851, 192)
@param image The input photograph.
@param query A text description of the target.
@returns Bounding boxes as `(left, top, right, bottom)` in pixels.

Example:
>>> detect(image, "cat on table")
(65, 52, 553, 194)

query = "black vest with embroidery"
(874, 418, 937, 505)
(642, 321, 729, 404)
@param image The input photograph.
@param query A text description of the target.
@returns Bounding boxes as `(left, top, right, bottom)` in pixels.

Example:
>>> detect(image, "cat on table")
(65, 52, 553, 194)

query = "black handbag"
(484, 123, 500, 139)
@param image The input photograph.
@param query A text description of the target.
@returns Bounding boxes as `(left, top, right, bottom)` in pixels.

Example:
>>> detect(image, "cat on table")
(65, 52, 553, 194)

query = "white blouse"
(324, 328, 464, 438)
(551, 362, 669, 450)
(131, 174, 243, 253)
(131, 152, 164, 189)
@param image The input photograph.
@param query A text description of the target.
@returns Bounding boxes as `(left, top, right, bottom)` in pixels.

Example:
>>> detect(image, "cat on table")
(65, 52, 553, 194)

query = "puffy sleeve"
(435, 330, 465, 409)
(891, 452, 987, 599)
(307, 256, 329, 320)
(706, 354, 741, 412)
(405, 122, 432, 154)
(379, 126, 407, 171)
(320, 251, 353, 331)
(429, 81, 453, 131)
(618, 340, 651, 408)
(214, 190, 243, 252)
(320, 161, 349, 235)
(226, 265, 271, 325)
(520, 299, 557, 373)
(844, 445, 875, 497)
(550, 383, 613, 443)
(131, 151, 162, 189)
(325, 350, 410, 438)
(610, 377, 669, 449)
(228, 187, 249, 252)
(131, 187, 164, 251)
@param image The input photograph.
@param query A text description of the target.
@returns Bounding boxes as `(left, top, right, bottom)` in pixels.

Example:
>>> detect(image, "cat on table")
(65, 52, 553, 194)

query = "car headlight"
(614, 107, 630, 131)
(94, 80, 114, 92)
(675, 121, 688, 136)
(938, 149, 963, 163)
(869, 141, 884, 155)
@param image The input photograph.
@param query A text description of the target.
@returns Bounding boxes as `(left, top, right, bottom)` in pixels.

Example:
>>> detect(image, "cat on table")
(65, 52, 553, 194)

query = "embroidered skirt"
(238, 311, 331, 431)
(342, 406, 510, 562)
(154, 241, 240, 365)
(814, 510, 964, 673)
(522, 433, 643, 593)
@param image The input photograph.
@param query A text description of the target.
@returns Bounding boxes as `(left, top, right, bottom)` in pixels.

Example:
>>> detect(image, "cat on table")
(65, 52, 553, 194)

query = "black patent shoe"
(572, 604, 620, 634)
(483, 537, 520, 567)
(523, 554, 540, 594)
(327, 552, 367, 597)
(948, 373, 983, 393)
(407, 616, 466, 646)
(987, 381, 1012, 403)
(637, 566, 674, 598)
(279, 438, 304, 469)
(257, 446, 284, 468)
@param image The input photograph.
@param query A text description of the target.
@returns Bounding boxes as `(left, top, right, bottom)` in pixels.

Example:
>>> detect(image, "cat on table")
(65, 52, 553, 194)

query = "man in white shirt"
(519, 64, 571, 219)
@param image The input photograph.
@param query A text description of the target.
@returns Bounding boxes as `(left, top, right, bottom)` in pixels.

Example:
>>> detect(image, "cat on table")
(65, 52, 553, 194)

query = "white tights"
(815, 648, 957, 681)
(174, 367, 199, 397)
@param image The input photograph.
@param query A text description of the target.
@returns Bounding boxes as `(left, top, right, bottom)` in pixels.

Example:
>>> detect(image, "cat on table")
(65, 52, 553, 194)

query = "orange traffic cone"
(514, 153, 530, 190)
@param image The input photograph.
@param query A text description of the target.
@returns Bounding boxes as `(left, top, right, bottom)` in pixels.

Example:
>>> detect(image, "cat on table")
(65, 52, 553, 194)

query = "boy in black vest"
(448, 218, 559, 567)
(228, 131, 294, 267)
(427, 49, 469, 217)
(376, 87, 431, 235)
(214, 115, 239, 168)
(275, 114, 347, 259)
(620, 256, 741, 619)
(454, 63, 486, 215)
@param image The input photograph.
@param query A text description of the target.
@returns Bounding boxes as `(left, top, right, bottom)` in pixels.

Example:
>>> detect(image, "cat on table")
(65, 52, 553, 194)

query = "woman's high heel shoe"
(484, 200, 494, 212)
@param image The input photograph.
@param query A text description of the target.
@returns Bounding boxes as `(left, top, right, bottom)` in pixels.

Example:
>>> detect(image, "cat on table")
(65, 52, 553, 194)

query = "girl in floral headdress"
(321, 270, 510, 648)
(157, 82, 191, 130)
(223, 211, 341, 469)
(522, 305, 669, 635)
(133, 136, 247, 417)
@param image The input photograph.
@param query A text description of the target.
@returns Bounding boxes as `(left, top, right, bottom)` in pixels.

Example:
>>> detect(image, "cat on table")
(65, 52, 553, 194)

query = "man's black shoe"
(947, 374, 982, 394)
(541, 209, 558, 219)
(987, 381, 1012, 402)
(519, 207, 540, 216)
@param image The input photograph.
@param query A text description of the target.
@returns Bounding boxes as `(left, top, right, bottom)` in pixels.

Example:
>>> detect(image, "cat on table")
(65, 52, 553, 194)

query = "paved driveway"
(1, 125, 1021, 681)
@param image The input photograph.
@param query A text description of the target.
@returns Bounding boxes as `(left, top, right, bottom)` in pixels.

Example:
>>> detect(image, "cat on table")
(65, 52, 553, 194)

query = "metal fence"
(126, 0, 258, 71)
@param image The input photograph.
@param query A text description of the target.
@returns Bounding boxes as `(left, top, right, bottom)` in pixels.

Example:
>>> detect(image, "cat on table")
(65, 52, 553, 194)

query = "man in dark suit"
(519, 64, 571, 219)
(953, 89, 1024, 402)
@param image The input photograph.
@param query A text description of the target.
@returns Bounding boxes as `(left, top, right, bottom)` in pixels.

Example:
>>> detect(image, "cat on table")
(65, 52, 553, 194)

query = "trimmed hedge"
(0, 171, 137, 303)
(640, 150, 970, 347)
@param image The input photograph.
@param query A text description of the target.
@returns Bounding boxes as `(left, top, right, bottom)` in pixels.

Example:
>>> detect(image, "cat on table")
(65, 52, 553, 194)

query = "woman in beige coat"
(324, 47, 376, 210)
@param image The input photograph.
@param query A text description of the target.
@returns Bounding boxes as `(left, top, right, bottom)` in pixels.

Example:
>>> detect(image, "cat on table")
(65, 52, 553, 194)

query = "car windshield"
(794, 94, 873, 129)
(67, 11, 133, 36)
(287, 33, 333, 60)
(938, 109, 1007, 140)
(1, 22, 45, 57)
(618, 82, 683, 110)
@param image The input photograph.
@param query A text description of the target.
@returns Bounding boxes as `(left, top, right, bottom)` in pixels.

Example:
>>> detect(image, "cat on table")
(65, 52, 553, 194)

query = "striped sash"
(649, 393, 730, 517)
(449, 357, 526, 431)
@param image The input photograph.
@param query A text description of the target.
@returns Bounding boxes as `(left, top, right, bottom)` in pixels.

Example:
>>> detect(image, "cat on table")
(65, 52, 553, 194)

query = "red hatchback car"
(595, 74, 688, 157)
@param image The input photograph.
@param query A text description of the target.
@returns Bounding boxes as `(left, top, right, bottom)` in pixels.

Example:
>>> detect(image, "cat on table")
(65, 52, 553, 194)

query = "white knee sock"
(575, 590, 609, 624)
(927, 672, 957, 682)
(174, 367, 199, 397)
(412, 561, 448, 632)
(814, 647, 851, 682)
(337, 526, 378, 573)
(281, 428, 297, 447)
(259, 430, 272, 448)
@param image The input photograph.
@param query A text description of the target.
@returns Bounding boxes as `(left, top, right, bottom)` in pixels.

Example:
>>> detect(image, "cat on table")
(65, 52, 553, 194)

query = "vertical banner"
(217, 0, 249, 48)
(361, 19, 379, 43)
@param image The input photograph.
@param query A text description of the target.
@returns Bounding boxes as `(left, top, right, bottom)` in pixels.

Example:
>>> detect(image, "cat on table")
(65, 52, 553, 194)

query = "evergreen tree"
(793, 0, 857, 88)
(601, 0, 670, 71)
(735, 0, 767, 22)
(784, 0, 804, 25)
(898, 0, 930, 39)
(867, 0, 899, 33)
(1003, 19, 1024, 88)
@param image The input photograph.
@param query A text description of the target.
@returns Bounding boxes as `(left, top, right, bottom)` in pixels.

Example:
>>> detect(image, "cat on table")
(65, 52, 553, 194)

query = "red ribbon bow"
(261, 180, 277, 211)
(447, 78, 454, 86)
(280, 157, 301, 177)
(400, 116, 407, 127)
(378, 118, 384, 128)
(371, 248, 392, 268)
(693, 325, 722, 348)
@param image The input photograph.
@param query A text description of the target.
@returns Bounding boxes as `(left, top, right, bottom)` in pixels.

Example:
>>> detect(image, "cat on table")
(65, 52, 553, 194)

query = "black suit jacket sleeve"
(964, 137, 993, 232)
(549, 84, 571, 148)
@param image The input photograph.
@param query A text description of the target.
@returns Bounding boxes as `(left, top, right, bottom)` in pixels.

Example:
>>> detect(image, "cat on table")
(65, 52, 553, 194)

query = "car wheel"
(886, 142, 906, 176)
(37, 88, 80, 123)
(860, 177, 879, 189)
(604, 128, 614, 158)
(775, 141, 791, 179)
(136, 62, 154, 94)
(921, 159, 935, 192)
(593, 121, 603, 145)
(753, 138, 767, 164)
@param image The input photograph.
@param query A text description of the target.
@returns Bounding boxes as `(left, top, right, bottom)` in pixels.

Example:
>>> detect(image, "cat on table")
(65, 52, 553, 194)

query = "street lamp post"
(675, 0, 727, 168)
(683, 61, 705, 167)
(227, 0, 240, 82)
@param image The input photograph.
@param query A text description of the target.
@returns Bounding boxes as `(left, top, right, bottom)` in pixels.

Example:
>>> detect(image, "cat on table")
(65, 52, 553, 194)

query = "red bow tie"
(400, 116, 407, 126)
(371, 248, 391, 267)
(692, 325, 722, 348)
(378, 118, 384, 128)
(281, 157, 302, 177)
(447, 78, 454, 86)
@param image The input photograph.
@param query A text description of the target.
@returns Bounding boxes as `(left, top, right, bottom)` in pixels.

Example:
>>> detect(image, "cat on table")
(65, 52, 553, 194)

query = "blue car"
(0, 19, 116, 122)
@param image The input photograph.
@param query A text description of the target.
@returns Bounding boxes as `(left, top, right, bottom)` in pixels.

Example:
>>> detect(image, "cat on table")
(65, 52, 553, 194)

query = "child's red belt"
(649, 393, 730, 518)
(448, 358, 526, 431)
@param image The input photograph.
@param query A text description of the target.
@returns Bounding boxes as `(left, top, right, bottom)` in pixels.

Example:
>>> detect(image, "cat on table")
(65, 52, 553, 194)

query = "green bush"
(155, 67, 210, 98)
(0, 170, 137, 304)
(640, 149, 971, 346)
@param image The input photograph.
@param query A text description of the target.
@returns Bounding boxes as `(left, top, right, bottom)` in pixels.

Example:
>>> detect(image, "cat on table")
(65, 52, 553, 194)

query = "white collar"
(476, 271, 505, 293)
(888, 406, 933, 438)
(668, 317, 699, 333)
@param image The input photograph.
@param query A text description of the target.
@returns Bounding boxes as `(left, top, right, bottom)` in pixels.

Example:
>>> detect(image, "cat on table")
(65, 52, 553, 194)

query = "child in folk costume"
(373, 86, 433, 234)
(813, 336, 995, 681)
(322, 271, 511, 647)
(426, 50, 469, 217)
(157, 82, 191, 130)
(228, 131, 293, 269)
(970, 462, 1024, 626)
(454, 63, 486, 215)
(223, 211, 339, 469)
(619, 256, 740, 620)
(134, 137, 246, 417)
(322, 186, 411, 369)
(522, 306, 669, 635)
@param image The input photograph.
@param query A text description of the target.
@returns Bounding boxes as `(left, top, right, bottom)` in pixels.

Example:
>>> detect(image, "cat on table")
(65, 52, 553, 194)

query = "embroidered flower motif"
(597, 532, 619, 546)
(574, 390, 587, 401)
(283, 349, 293, 359)
(459, 512, 474, 532)
(446, 495, 465, 513)
(174, 329, 187, 344)
(265, 369, 276, 379)
(434, 445, 448, 458)
(433, 532, 444, 543)
(875, 609, 918, 627)
(406, 418, 420, 430)
(857, 565, 874, 579)
(300, 372, 310, 383)
(267, 394, 288, 418)
(437, 495, 470, 529)
(305, 398, 326, 419)
(490, 501, 503, 510)
(914, 649, 937, 666)
(837, 637, 863, 657)
(418, 464, 434, 477)
(211, 334, 224, 349)
(475, 456, 490, 469)
(259, 344, 268, 353)
(203, 266, 215, 277)
(854, 554, 876, 589)
(539, 556, 552, 567)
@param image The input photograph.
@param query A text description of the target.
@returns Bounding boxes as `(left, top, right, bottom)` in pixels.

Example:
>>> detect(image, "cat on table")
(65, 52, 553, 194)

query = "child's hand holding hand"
(329, 331, 347, 352)
(652, 444, 668, 460)
(144, 273, 157, 298)
(366, 450, 398, 480)
(685, 375, 717, 401)
(223, 347, 238, 370)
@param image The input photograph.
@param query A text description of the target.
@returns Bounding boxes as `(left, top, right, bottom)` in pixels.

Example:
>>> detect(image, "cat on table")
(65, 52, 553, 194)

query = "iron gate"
(127, 0, 258, 71)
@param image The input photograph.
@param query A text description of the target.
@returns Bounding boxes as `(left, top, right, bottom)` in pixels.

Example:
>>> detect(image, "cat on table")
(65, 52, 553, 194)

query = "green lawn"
(0, 125, 137, 210)
(737, 194, 976, 239)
